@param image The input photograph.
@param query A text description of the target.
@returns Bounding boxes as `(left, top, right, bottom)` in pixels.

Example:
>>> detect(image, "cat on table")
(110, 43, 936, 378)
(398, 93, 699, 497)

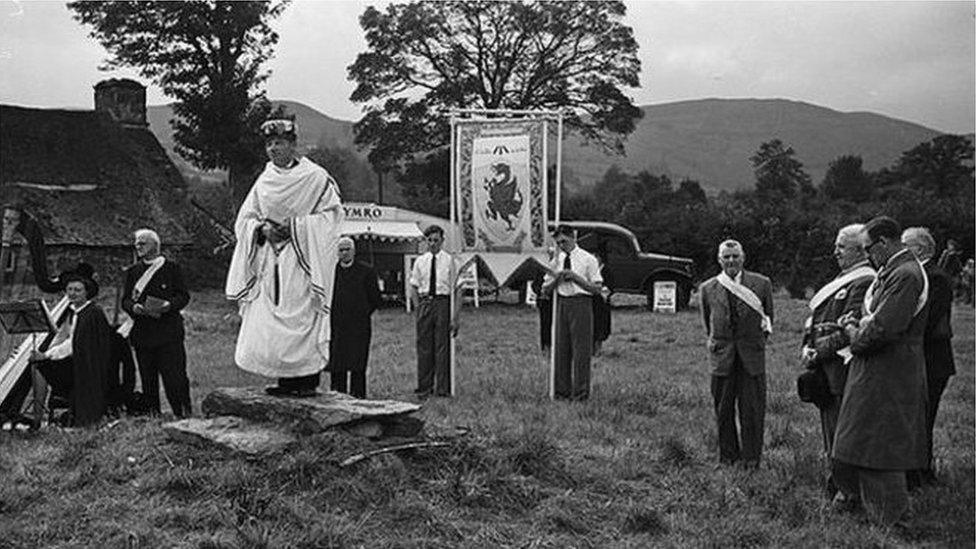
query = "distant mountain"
(560, 98, 942, 194)
(148, 98, 943, 200)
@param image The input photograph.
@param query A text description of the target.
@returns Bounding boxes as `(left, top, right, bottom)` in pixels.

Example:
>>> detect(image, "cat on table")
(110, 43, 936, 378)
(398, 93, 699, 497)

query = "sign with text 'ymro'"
(653, 281, 677, 313)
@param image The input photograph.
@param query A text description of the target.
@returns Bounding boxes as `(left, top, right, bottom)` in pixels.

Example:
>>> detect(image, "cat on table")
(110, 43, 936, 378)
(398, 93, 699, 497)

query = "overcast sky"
(1, 0, 973, 134)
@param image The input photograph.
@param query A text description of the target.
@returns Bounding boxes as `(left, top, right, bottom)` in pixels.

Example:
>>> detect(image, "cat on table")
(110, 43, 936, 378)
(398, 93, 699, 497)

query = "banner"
(457, 120, 546, 253)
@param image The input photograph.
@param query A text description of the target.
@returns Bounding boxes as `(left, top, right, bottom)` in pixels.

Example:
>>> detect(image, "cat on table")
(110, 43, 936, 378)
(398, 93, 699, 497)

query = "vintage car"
(551, 221, 695, 310)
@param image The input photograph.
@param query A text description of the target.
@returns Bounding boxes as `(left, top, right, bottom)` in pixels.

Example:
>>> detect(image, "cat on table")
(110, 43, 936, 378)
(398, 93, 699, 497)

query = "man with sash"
(800, 224, 875, 495)
(122, 228, 192, 417)
(832, 216, 929, 526)
(226, 118, 344, 398)
(902, 227, 955, 488)
(700, 239, 773, 468)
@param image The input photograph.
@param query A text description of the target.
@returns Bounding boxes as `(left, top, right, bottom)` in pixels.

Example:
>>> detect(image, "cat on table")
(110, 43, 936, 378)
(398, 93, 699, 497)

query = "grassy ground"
(1, 290, 973, 548)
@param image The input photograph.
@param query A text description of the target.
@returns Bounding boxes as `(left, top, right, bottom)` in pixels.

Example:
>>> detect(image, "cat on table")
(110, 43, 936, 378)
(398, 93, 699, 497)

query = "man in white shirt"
(409, 225, 460, 398)
(542, 225, 603, 400)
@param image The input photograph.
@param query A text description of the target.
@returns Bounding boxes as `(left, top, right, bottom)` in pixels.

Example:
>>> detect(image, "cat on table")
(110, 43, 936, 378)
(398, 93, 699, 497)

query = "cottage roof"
(0, 104, 209, 247)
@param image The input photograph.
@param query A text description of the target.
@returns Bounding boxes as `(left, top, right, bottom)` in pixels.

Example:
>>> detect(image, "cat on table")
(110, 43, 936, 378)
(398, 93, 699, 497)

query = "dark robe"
(327, 261, 381, 373)
(37, 304, 114, 427)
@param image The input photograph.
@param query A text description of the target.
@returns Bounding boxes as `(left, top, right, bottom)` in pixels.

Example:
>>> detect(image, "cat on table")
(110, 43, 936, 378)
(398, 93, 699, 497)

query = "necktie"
(428, 253, 437, 297)
(563, 253, 571, 271)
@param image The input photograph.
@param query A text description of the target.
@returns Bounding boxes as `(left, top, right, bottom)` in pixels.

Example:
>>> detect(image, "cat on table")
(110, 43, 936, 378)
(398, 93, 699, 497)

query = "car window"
(606, 235, 632, 260)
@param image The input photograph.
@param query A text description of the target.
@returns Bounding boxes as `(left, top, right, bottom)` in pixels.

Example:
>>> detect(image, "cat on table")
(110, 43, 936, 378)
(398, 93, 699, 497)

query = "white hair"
(337, 236, 355, 249)
(717, 239, 744, 256)
(901, 226, 936, 260)
(134, 228, 161, 248)
(837, 223, 866, 248)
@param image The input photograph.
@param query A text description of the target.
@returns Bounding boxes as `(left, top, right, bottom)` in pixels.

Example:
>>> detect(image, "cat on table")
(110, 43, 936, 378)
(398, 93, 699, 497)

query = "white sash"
(134, 257, 166, 297)
(118, 257, 165, 338)
(808, 265, 876, 311)
(716, 272, 772, 334)
(863, 254, 929, 317)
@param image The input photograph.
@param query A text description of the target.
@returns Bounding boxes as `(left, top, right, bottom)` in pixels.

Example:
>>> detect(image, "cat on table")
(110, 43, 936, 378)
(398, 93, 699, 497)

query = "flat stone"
(164, 416, 296, 455)
(201, 387, 423, 435)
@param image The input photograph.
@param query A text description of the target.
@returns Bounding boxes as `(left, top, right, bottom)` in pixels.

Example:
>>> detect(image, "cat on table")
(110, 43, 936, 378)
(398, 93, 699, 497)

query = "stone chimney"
(94, 78, 148, 128)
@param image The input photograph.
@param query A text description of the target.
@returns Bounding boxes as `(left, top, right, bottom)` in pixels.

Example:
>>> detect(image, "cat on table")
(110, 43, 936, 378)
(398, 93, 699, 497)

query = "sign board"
(652, 281, 677, 313)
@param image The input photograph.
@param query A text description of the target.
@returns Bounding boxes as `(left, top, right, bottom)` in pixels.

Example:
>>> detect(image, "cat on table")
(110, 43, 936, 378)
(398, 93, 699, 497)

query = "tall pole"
(449, 120, 459, 397)
(549, 112, 564, 400)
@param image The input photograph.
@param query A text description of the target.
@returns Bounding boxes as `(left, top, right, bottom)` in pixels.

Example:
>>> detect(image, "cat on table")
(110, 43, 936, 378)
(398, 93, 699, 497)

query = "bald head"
(338, 236, 356, 266)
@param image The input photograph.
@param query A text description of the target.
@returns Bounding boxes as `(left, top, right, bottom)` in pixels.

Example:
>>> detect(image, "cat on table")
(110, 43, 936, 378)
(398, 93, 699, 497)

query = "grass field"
(1, 290, 973, 548)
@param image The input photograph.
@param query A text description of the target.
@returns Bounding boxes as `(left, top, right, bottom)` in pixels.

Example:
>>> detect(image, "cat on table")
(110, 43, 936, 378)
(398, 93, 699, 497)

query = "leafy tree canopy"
(348, 0, 644, 170)
(68, 0, 288, 203)
(821, 154, 872, 203)
(750, 139, 814, 200)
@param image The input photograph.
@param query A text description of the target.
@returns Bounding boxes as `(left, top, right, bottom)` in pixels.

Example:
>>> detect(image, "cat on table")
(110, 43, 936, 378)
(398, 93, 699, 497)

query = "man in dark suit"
(801, 224, 875, 495)
(121, 228, 192, 417)
(327, 236, 381, 399)
(700, 239, 774, 469)
(902, 226, 955, 488)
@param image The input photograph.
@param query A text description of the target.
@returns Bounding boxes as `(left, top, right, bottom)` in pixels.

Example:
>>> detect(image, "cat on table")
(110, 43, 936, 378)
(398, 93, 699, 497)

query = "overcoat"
(700, 270, 774, 376)
(833, 250, 929, 470)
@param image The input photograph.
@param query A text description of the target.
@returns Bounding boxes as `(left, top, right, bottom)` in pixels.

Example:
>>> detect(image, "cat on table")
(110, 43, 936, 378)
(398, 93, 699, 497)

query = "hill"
(148, 98, 943, 199)
(560, 98, 942, 194)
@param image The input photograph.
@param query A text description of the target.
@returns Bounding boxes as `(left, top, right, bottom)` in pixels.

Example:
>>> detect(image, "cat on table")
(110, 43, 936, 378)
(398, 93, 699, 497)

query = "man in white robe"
(225, 118, 344, 397)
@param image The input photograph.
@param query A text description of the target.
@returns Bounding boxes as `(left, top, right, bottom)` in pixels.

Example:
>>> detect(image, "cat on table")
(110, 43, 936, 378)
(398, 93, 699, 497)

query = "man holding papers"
(122, 228, 192, 417)
(700, 239, 774, 469)
(800, 224, 875, 496)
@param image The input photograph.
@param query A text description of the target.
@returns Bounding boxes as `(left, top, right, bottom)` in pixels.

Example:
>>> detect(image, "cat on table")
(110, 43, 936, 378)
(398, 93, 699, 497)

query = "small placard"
(653, 281, 677, 313)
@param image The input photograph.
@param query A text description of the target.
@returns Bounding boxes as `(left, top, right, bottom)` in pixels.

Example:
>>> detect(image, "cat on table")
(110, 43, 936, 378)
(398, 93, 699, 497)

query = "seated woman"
(29, 266, 113, 427)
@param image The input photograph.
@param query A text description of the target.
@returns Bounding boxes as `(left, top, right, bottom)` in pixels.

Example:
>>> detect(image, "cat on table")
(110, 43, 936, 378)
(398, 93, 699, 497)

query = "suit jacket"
(833, 250, 928, 469)
(923, 260, 955, 379)
(808, 265, 875, 395)
(700, 270, 774, 376)
(122, 260, 190, 349)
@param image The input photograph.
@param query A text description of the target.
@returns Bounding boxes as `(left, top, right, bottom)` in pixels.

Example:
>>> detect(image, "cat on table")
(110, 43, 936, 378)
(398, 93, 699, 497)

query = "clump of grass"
(621, 505, 669, 536)
(658, 435, 695, 467)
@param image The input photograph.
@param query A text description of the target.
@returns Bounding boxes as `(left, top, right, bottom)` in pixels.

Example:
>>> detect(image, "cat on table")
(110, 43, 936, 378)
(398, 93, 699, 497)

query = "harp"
(0, 206, 69, 428)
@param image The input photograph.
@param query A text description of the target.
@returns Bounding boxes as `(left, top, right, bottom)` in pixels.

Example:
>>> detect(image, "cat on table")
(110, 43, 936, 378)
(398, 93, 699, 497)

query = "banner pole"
(549, 111, 565, 401)
(449, 119, 458, 397)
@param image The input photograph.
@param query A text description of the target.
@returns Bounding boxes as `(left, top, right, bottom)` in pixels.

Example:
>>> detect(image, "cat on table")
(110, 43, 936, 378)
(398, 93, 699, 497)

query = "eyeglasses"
(261, 119, 296, 137)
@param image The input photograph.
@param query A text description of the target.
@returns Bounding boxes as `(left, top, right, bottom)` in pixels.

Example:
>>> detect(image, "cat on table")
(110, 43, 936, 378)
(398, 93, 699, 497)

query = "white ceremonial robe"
(225, 157, 344, 378)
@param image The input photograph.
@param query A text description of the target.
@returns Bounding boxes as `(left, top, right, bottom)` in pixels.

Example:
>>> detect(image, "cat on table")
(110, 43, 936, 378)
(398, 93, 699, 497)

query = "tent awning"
(341, 220, 424, 242)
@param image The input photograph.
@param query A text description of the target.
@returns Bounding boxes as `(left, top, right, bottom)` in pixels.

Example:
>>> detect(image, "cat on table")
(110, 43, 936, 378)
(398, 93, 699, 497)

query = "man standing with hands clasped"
(409, 225, 460, 398)
(700, 239, 774, 469)
(832, 216, 928, 526)
(542, 225, 603, 401)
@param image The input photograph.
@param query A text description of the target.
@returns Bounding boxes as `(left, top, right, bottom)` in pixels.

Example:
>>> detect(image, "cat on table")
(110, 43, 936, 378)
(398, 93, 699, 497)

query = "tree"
(821, 154, 873, 202)
(348, 0, 644, 179)
(750, 139, 813, 200)
(68, 0, 288, 205)
(894, 134, 974, 196)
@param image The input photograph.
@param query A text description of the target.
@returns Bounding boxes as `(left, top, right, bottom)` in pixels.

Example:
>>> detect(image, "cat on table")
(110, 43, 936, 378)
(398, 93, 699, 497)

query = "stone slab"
(201, 387, 423, 435)
(164, 416, 296, 455)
